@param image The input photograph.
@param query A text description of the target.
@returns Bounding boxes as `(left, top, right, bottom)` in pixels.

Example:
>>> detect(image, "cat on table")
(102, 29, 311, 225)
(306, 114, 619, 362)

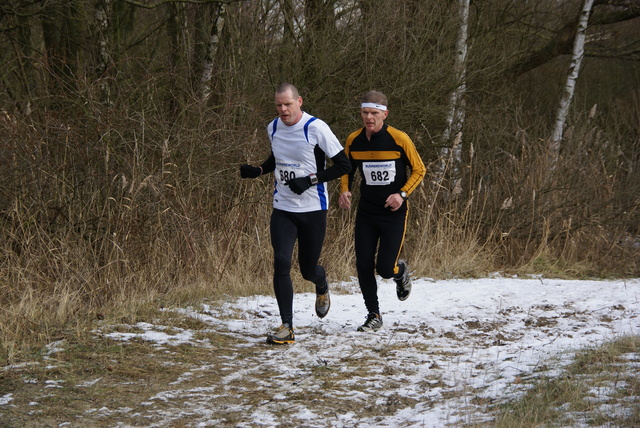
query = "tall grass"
(1, 81, 638, 365)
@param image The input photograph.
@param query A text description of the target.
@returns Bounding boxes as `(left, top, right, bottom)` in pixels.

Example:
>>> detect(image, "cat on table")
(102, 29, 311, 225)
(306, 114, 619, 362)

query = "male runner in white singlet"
(240, 83, 350, 344)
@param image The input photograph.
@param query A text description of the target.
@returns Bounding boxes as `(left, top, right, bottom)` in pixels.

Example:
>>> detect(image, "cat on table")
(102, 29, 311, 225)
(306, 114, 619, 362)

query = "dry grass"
(493, 336, 640, 427)
(0, 319, 234, 427)
(2, 142, 638, 366)
(1, 84, 639, 371)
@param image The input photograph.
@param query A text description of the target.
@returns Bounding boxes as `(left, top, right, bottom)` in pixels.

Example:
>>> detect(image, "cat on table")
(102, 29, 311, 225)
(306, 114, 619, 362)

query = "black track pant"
(355, 207, 408, 315)
(270, 208, 328, 327)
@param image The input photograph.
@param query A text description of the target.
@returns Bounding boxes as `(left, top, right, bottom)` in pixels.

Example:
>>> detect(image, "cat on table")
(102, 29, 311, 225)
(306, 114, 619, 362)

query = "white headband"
(361, 102, 387, 111)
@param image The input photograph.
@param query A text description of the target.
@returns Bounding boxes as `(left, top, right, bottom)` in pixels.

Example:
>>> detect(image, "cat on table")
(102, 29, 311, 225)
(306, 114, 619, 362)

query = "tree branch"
(507, 0, 640, 76)
(119, 0, 241, 10)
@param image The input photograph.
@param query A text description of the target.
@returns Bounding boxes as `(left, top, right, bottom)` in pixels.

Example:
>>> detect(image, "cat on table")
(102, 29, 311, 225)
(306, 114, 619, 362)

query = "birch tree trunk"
(94, 0, 113, 102)
(434, 0, 469, 193)
(94, 0, 111, 76)
(199, 4, 226, 103)
(549, 0, 595, 168)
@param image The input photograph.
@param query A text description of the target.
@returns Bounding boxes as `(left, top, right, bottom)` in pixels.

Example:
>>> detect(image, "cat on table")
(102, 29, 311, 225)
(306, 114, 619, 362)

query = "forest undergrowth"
(1, 98, 638, 365)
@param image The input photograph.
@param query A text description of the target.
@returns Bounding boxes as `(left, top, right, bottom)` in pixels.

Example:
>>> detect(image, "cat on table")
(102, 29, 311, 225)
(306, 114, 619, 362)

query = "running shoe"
(395, 259, 412, 301)
(315, 290, 331, 318)
(266, 324, 295, 344)
(357, 313, 383, 332)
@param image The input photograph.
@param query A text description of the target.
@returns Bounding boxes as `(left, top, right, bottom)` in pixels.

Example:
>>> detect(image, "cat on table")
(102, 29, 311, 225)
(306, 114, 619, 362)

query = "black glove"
(240, 164, 261, 178)
(285, 176, 312, 195)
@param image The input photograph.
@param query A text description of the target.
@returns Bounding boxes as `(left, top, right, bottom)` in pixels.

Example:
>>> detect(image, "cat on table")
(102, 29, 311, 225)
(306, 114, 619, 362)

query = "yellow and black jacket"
(341, 123, 426, 215)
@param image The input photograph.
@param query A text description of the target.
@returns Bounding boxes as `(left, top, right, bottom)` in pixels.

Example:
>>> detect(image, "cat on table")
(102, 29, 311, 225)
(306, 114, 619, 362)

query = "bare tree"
(434, 0, 470, 195)
(13, 12, 38, 114)
(41, 0, 83, 94)
(549, 0, 595, 169)
(94, 0, 112, 76)
(507, 0, 640, 77)
(198, 3, 226, 102)
(279, 0, 297, 43)
(301, 0, 337, 86)
(94, 0, 114, 102)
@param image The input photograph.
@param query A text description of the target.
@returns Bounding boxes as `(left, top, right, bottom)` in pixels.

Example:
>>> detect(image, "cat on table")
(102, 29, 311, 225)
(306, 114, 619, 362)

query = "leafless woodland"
(1, 0, 639, 359)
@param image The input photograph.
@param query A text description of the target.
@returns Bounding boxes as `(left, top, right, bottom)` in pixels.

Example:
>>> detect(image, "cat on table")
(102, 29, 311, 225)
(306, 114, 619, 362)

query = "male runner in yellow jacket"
(339, 90, 426, 332)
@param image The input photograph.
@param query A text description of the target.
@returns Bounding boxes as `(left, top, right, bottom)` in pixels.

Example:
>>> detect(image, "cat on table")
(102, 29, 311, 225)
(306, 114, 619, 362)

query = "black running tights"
(354, 209, 408, 315)
(270, 208, 327, 326)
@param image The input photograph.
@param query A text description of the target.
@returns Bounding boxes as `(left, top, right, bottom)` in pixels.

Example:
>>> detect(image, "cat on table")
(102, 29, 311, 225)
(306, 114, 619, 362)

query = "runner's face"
(361, 107, 388, 135)
(275, 90, 303, 126)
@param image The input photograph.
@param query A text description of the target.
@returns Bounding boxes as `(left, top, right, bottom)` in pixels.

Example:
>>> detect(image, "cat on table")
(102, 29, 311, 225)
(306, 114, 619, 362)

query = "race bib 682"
(363, 161, 396, 185)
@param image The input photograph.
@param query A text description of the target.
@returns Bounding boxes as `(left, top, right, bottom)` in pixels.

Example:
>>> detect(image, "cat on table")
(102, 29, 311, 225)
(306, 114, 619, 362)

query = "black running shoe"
(266, 324, 295, 344)
(357, 313, 383, 332)
(395, 259, 412, 301)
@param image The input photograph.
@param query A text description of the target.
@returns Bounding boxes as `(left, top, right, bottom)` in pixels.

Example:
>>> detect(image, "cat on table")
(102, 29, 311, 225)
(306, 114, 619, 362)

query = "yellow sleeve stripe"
(340, 174, 350, 193)
(387, 126, 427, 196)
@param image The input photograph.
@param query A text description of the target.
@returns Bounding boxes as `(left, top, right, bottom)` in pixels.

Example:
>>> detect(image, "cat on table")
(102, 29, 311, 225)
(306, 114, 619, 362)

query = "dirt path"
(2, 277, 639, 427)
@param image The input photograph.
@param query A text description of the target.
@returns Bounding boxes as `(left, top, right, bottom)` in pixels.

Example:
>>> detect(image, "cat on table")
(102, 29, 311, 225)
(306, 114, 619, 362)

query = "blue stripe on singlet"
(317, 182, 327, 210)
(303, 117, 317, 142)
(303, 117, 328, 210)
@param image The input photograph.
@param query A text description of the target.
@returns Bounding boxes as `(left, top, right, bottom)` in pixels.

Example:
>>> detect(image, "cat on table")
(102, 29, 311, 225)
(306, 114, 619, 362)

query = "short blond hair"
(276, 82, 299, 98)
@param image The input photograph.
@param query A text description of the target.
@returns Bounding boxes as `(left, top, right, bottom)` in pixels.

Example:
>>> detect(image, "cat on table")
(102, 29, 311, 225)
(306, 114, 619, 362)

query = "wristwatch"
(400, 191, 408, 200)
(309, 173, 318, 185)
